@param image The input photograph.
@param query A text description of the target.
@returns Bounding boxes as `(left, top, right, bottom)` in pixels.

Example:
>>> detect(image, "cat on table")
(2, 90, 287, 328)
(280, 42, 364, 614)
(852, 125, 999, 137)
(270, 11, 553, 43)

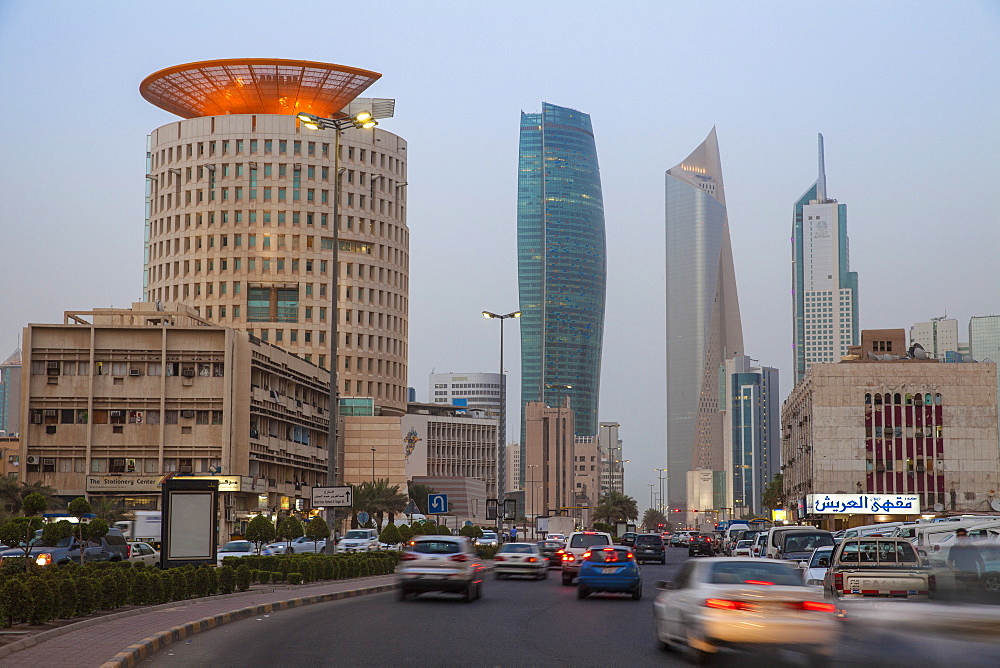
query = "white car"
(265, 536, 327, 554)
(337, 529, 380, 553)
(128, 541, 160, 567)
(397, 535, 486, 601)
(733, 540, 753, 557)
(217, 540, 257, 565)
(653, 557, 839, 663)
(802, 546, 833, 586)
(493, 542, 549, 579)
(475, 531, 500, 548)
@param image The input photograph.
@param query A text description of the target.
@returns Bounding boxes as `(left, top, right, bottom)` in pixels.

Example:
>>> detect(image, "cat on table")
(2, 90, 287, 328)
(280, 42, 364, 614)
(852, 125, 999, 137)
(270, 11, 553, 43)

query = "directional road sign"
(403, 499, 420, 515)
(358, 511, 370, 525)
(312, 486, 352, 507)
(428, 494, 448, 514)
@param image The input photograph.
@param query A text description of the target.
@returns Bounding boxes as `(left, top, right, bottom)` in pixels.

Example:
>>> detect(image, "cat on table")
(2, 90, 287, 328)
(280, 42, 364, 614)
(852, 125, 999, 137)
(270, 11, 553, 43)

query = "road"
(148, 547, 999, 667)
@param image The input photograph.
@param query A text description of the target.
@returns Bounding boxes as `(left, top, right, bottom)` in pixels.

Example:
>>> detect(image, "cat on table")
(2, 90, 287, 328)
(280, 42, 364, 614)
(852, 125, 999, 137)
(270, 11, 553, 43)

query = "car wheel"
(476, 581, 484, 600)
(562, 573, 573, 586)
(660, 559, 666, 565)
(688, 551, 695, 557)
(577, 586, 589, 599)
(631, 584, 643, 600)
(397, 587, 409, 601)
(464, 583, 476, 603)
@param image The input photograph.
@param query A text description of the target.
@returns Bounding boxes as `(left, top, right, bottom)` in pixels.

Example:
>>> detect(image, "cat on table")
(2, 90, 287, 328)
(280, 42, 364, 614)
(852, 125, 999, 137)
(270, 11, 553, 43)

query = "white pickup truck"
(824, 537, 933, 600)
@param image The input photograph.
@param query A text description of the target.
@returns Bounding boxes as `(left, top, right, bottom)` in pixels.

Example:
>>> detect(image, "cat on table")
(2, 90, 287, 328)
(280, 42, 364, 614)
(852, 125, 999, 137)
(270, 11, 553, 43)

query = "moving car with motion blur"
(824, 537, 932, 600)
(537, 539, 565, 566)
(560, 530, 613, 585)
(216, 540, 256, 565)
(653, 558, 839, 663)
(577, 546, 642, 600)
(619, 532, 638, 547)
(493, 542, 549, 579)
(689, 534, 716, 557)
(397, 535, 486, 602)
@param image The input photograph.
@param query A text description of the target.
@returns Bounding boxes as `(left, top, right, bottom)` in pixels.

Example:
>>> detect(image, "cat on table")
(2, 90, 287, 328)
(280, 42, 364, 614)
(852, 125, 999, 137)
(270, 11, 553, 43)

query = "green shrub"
(236, 564, 252, 592)
(26, 578, 54, 625)
(75, 577, 97, 616)
(195, 568, 211, 598)
(287, 572, 303, 585)
(379, 523, 402, 546)
(157, 569, 172, 602)
(170, 569, 188, 600)
(437, 525, 452, 535)
(130, 571, 149, 606)
(206, 567, 219, 595)
(398, 524, 413, 542)
(57, 578, 77, 618)
(218, 565, 235, 594)
(476, 545, 500, 560)
(257, 569, 270, 584)
(0, 557, 34, 577)
(0, 578, 32, 627)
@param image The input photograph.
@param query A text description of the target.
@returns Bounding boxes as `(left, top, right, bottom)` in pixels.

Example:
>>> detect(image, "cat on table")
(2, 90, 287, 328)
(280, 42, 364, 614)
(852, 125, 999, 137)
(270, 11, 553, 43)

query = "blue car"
(577, 546, 642, 600)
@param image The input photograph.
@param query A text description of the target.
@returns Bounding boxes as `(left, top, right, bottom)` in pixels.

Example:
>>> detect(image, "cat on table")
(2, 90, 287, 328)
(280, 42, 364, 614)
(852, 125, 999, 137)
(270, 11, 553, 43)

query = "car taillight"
(400, 552, 418, 561)
(705, 598, 747, 610)
(834, 572, 843, 592)
(798, 600, 836, 613)
(626, 552, 634, 560)
(494, 555, 505, 561)
(582, 551, 592, 560)
(126, 544, 132, 559)
(562, 553, 575, 562)
(527, 557, 537, 562)
(450, 553, 468, 562)
(705, 537, 712, 542)
(744, 580, 774, 586)
(928, 574, 936, 592)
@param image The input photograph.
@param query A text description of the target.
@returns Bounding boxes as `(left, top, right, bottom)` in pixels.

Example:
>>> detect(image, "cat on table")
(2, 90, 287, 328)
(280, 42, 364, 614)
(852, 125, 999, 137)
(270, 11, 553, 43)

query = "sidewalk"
(0, 574, 397, 668)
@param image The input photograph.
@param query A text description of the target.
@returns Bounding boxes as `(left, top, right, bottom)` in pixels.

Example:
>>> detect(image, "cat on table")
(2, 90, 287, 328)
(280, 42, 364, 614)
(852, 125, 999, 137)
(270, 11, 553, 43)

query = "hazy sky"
(1, 1, 998, 509)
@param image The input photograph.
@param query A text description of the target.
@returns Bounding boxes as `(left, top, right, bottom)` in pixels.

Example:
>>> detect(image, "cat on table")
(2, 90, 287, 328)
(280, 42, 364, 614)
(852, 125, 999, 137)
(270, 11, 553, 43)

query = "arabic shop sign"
(807, 494, 920, 515)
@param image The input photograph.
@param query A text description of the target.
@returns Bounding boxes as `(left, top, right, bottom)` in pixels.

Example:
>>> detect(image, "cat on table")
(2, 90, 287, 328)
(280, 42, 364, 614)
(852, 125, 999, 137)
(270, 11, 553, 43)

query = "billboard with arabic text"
(806, 494, 920, 515)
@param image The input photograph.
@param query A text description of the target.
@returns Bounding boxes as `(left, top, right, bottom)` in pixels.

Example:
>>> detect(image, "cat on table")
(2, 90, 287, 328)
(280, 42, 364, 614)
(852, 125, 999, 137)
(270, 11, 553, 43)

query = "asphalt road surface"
(148, 547, 999, 667)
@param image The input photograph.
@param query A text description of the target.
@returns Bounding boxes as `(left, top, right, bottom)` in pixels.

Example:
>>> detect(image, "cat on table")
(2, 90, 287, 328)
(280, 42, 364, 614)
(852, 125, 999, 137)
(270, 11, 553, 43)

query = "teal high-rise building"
(791, 134, 859, 384)
(517, 103, 607, 458)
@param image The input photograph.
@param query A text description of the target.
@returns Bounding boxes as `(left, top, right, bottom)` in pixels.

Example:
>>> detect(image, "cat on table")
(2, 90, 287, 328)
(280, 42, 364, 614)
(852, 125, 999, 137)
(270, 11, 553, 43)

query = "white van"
(910, 518, 1000, 548)
(722, 524, 749, 555)
(839, 522, 909, 540)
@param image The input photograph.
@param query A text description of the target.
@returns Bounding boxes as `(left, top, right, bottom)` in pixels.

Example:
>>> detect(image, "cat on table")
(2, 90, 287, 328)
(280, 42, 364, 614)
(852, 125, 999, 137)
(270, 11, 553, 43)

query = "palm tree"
(90, 497, 130, 524)
(406, 482, 438, 515)
(594, 491, 639, 525)
(0, 479, 61, 515)
(368, 479, 407, 531)
(349, 482, 375, 529)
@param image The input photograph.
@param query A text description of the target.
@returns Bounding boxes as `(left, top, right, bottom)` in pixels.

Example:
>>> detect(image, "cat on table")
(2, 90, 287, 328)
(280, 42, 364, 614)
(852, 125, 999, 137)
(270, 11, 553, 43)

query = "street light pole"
(655, 468, 668, 516)
(371, 446, 376, 483)
(297, 110, 381, 550)
(482, 310, 521, 504)
(647, 484, 655, 515)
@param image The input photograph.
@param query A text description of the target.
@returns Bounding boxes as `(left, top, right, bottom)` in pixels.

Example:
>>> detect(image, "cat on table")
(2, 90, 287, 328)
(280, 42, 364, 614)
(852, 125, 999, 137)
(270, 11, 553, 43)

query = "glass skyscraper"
(517, 102, 607, 453)
(665, 128, 744, 509)
(792, 134, 859, 384)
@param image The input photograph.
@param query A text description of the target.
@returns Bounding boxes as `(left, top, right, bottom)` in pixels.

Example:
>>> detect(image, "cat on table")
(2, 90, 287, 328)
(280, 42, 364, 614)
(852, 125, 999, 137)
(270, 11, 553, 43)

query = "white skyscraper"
(910, 317, 960, 359)
(428, 372, 503, 419)
(792, 134, 859, 383)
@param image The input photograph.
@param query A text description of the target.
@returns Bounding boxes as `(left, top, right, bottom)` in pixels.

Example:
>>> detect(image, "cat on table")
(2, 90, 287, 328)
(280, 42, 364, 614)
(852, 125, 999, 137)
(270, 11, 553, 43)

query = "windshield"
(220, 541, 251, 552)
(809, 547, 833, 567)
(635, 535, 662, 546)
(781, 533, 834, 552)
(570, 534, 611, 548)
(411, 540, 460, 555)
(481, 532, 498, 539)
(344, 530, 371, 539)
(840, 539, 918, 563)
(735, 540, 751, 548)
(499, 544, 535, 554)
(709, 561, 804, 586)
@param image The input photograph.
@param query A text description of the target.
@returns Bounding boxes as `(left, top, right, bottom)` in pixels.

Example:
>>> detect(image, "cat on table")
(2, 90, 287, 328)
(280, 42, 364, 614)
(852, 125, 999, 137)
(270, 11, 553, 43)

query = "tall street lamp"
(371, 446, 377, 483)
(545, 383, 572, 516)
(298, 110, 381, 545)
(482, 310, 521, 502)
(655, 468, 668, 515)
(527, 464, 541, 537)
(647, 484, 656, 515)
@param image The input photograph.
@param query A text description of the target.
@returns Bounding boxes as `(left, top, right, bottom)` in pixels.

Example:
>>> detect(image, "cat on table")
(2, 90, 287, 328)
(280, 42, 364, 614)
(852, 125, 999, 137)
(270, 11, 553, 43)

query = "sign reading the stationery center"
(86, 476, 162, 492)
(807, 494, 920, 515)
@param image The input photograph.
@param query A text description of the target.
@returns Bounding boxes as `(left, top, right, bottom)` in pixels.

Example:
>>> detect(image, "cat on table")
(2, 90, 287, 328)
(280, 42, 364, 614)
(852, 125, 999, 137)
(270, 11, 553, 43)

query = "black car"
(632, 533, 665, 564)
(536, 539, 565, 567)
(688, 533, 716, 557)
(620, 532, 638, 547)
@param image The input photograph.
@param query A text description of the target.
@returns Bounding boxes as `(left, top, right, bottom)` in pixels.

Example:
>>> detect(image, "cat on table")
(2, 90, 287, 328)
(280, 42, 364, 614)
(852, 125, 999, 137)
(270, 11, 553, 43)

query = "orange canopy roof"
(140, 58, 381, 119)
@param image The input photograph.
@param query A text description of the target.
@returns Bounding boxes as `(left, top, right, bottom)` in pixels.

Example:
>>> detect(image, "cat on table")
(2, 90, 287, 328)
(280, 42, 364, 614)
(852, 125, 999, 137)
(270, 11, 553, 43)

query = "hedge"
(0, 551, 399, 629)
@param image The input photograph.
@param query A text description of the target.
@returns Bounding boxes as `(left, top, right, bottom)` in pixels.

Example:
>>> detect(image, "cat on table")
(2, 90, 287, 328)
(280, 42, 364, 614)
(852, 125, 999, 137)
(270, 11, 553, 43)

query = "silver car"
(493, 542, 549, 579)
(397, 535, 486, 602)
(653, 557, 839, 663)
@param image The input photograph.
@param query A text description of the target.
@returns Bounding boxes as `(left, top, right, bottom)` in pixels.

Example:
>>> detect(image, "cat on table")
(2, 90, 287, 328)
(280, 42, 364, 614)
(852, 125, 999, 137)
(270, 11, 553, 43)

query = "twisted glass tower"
(665, 128, 744, 509)
(517, 103, 607, 455)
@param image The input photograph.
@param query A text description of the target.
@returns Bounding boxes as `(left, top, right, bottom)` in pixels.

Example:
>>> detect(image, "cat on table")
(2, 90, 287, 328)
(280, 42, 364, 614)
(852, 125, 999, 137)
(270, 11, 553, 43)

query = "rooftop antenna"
(816, 133, 827, 202)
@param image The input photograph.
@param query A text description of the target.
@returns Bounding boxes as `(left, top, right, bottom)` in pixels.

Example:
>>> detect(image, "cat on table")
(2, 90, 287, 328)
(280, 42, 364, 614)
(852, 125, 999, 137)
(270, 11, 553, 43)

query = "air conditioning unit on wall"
(26, 455, 40, 465)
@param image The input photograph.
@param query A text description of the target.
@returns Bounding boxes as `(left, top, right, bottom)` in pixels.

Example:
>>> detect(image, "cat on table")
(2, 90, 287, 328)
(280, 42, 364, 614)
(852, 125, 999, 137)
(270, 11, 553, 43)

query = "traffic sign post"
(428, 494, 448, 514)
(357, 511, 370, 526)
(312, 486, 353, 508)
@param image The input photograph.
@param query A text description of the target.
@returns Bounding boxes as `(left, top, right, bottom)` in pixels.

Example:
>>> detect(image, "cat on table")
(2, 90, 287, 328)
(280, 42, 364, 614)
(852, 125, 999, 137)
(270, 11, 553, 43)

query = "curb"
(98, 583, 396, 668)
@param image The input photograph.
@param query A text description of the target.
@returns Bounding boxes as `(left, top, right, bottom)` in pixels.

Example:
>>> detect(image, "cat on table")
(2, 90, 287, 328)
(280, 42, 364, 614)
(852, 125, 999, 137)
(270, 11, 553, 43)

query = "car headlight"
(36, 553, 52, 566)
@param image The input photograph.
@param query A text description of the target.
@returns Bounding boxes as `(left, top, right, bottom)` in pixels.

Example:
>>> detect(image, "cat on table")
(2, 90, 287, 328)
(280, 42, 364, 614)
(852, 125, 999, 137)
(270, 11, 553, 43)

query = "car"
(217, 540, 257, 565)
(751, 531, 769, 558)
(546, 533, 567, 543)
(633, 533, 666, 564)
(493, 542, 549, 579)
(733, 540, 753, 557)
(268, 535, 327, 554)
(803, 546, 833, 586)
(672, 531, 696, 547)
(689, 534, 716, 557)
(775, 530, 834, 562)
(475, 531, 500, 548)
(577, 546, 643, 600)
(397, 535, 486, 602)
(620, 532, 638, 547)
(560, 531, 614, 585)
(536, 539, 565, 567)
(0, 527, 130, 567)
(337, 528, 380, 553)
(127, 541, 160, 567)
(653, 557, 839, 663)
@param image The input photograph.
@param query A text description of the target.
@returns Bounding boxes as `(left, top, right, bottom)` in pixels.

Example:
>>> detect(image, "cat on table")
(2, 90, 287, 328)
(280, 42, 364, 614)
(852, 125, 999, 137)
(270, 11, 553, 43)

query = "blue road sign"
(358, 511, 370, 525)
(428, 494, 448, 514)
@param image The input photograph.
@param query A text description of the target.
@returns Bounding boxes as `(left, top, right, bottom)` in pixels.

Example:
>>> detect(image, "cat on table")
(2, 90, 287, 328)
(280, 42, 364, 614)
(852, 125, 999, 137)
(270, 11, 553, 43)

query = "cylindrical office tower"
(140, 59, 408, 414)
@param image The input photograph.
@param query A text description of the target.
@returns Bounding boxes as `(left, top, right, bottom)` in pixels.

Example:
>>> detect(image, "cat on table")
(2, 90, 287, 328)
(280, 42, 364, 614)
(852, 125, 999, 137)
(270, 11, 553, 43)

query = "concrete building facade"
(18, 303, 333, 538)
(428, 372, 502, 419)
(523, 399, 576, 521)
(0, 348, 21, 436)
(598, 422, 623, 497)
(140, 60, 409, 416)
(910, 317, 960, 360)
(781, 355, 998, 527)
(401, 404, 498, 499)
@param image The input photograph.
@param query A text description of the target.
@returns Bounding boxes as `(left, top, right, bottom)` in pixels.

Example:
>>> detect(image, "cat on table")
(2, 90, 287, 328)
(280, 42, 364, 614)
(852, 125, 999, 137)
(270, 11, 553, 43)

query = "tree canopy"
(594, 491, 639, 524)
(245, 515, 276, 553)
